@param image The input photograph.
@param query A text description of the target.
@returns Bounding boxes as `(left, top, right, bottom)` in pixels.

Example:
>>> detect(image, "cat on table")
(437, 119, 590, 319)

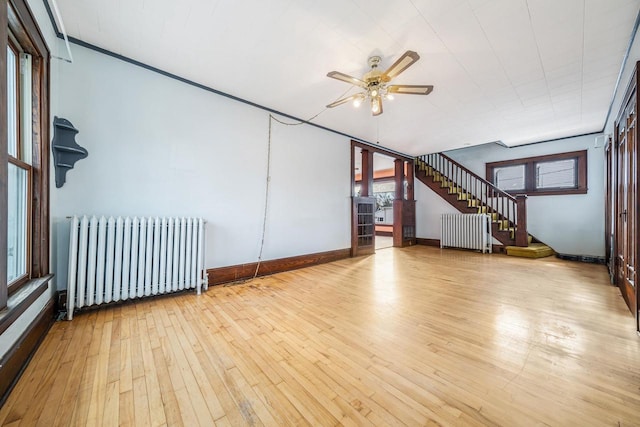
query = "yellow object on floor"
(505, 243, 555, 258)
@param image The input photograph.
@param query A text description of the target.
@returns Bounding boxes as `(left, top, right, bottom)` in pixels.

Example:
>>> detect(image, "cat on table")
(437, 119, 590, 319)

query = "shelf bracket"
(52, 116, 88, 188)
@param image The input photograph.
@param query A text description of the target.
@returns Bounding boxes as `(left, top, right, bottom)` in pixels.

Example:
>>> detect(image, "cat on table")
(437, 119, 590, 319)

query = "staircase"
(415, 152, 554, 258)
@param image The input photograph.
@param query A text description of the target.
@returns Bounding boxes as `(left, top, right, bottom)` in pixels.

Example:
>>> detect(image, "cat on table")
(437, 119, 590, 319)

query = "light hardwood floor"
(1, 246, 639, 426)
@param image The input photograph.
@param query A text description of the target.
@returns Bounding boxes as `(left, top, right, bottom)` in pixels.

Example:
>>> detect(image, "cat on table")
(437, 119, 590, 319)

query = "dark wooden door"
(626, 105, 639, 331)
(605, 137, 614, 281)
(615, 95, 638, 329)
(352, 197, 376, 257)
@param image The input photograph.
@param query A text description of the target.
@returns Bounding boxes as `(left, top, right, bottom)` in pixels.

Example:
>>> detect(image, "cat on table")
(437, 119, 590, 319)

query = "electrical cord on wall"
(252, 114, 274, 282)
(225, 87, 353, 286)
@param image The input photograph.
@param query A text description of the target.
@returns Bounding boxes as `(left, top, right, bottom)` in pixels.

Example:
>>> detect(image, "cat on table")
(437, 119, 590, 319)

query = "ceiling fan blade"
(382, 50, 420, 81)
(388, 84, 434, 95)
(326, 94, 362, 108)
(371, 97, 383, 116)
(327, 71, 367, 88)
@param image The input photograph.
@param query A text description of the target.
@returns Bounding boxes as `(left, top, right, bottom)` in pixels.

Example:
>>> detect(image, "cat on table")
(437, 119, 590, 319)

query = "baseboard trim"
(207, 248, 351, 285)
(416, 238, 440, 247)
(492, 244, 506, 254)
(416, 239, 505, 254)
(0, 298, 55, 408)
(556, 253, 607, 264)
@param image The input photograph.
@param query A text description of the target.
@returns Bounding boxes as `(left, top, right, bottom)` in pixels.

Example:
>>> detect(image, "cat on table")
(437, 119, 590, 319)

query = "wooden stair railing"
(416, 153, 529, 247)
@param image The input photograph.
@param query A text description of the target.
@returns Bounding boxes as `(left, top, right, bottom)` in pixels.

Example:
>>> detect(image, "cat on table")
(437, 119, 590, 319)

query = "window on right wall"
(486, 150, 587, 196)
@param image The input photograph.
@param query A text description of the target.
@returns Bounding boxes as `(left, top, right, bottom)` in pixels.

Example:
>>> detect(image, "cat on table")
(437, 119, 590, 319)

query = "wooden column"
(393, 200, 402, 247)
(394, 159, 405, 200)
(361, 149, 373, 197)
(393, 160, 405, 247)
(515, 195, 528, 247)
(406, 160, 415, 201)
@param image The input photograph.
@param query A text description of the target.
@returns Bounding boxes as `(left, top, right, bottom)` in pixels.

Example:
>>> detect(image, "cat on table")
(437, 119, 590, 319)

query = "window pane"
(7, 47, 18, 157)
(8, 163, 28, 283)
(373, 181, 395, 193)
(494, 164, 525, 191)
(20, 53, 33, 164)
(373, 181, 395, 211)
(536, 159, 576, 189)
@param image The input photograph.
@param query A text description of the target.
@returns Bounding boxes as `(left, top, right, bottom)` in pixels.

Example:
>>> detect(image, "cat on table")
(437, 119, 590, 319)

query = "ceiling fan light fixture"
(326, 50, 432, 116)
(371, 98, 380, 113)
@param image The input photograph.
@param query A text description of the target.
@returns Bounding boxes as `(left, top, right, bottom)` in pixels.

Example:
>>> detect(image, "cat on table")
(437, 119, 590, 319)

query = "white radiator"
(440, 214, 492, 253)
(66, 215, 207, 320)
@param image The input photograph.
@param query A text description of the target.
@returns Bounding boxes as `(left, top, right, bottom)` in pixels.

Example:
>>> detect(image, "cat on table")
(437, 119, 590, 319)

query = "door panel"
(615, 93, 638, 329)
(352, 197, 375, 256)
(627, 110, 638, 331)
(611, 64, 640, 333)
(605, 137, 614, 281)
(616, 127, 628, 303)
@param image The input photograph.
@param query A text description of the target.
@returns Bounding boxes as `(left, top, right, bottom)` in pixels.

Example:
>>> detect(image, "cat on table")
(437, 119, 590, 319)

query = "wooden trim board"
(416, 238, 505, 254)
(485, 150, 587, 196)
(416, 238, 440, 247)
(0, 276, 50, 335)
(207, 248, 351, 285)
(0, 299, 55, 407)
(556, 253, 607, 264)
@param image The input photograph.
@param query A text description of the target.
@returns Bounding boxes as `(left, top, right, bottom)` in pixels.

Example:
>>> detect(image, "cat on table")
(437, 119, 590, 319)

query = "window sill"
(0, 275, 53, 335)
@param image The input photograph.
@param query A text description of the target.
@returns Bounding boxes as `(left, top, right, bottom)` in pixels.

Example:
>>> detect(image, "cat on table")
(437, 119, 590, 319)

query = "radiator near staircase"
(441, 214, 492, 253)
(66, 215, 207, 320)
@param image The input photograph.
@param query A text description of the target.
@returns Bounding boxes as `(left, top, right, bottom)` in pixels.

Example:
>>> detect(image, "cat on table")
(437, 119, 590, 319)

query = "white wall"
(416, 134, 605, 257)
(415, 180, 459, 239)
(50, 44, 351, 290)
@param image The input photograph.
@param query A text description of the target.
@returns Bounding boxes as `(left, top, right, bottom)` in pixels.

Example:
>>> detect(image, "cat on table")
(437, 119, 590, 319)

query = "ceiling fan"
(326, 50, 433, 116)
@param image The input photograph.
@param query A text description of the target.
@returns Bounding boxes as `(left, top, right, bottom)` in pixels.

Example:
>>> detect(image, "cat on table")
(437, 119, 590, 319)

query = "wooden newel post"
(515, 195, 528, 247)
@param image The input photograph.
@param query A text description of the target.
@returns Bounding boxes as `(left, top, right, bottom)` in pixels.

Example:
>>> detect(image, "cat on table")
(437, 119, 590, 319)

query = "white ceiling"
(52, 0, 640, 155)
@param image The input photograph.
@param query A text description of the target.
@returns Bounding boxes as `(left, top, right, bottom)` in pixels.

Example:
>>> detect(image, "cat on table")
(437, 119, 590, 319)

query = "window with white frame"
(493, 164, 526, 191)
(7, 42, 32, 288)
